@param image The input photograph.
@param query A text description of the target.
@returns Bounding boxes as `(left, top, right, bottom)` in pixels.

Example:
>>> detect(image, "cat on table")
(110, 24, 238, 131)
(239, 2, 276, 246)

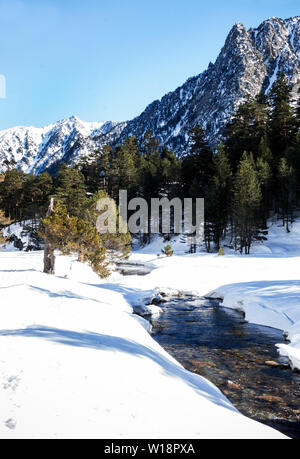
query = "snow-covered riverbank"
(207, 280, 300, 371)
(112, 221, 300, 373)
(205, 223, 300, 372)
(0, 251, 285, 439)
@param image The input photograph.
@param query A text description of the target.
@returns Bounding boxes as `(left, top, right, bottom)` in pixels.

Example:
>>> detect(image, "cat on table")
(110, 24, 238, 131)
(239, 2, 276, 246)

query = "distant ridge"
(0, 16, 299, 172)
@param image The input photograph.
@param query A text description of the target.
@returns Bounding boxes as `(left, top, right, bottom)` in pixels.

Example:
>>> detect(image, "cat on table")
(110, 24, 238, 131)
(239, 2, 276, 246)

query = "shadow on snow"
(0, 325, 235, 413)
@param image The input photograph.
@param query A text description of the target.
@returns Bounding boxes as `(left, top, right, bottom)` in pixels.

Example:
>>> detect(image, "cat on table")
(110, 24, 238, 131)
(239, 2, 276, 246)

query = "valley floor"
(1, 219, 300, 439)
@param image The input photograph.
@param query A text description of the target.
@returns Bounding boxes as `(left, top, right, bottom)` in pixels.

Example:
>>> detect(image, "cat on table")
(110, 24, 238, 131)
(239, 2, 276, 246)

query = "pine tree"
(160, 147, 181, 188)
(54, 164, 88, 217)
(295, 88, 300, 128)
(83, 190, 131, 261)
(257, 134, 273, 164)
(36, 172, 54, 211)
(182, 125, 214, 197)
(111, 137, 139, 200)
(40, 201, 108, 277)
(256, 143, 272, 223)
(140, 131, 163, 198)
(0, 210, 12, 246)
(294, 89, 300, 193)
(285, 88, 300, 186)
(139, 137, 180, 210)
(98, 145, 113, 194)
(269, 73, 297, 160)
(224, 97, 269, 170)
(77, 150, 101, 194)
(77, 146, 113, 194)
(233, 152, 262, 254)
(40, 192, 131, 277)
(206, 144, 233, 251)
(277, 157, 295, 232)
(22, 172, 53, 222)
(142, 130, 161, 157)
(0, 169, 25, 220)
(0, 209, 11, 226)
(296, 88, 300, 135)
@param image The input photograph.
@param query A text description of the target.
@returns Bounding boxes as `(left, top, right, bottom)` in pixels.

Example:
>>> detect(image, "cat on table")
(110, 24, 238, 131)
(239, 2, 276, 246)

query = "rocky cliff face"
(0, 16, 299, 173)
(114, 16, 300, 152)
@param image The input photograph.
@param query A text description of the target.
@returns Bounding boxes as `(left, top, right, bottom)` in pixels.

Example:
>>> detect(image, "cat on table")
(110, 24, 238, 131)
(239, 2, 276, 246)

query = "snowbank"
(114, 221, 300, 372)
(0, 252, 284, 439)
(203, 220, 300, 371)
(207, 281, 300, 371)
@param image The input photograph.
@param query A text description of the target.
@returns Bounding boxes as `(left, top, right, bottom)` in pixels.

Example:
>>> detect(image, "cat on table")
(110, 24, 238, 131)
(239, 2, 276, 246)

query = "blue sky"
(0, 0, 299, 130)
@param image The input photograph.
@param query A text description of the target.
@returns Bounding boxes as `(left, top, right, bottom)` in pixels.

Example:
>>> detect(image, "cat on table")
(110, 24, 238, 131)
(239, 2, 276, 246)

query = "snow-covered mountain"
(115, 16, 300, 152)
(0, 16, 299, 172)
(0, 116, 126, 174)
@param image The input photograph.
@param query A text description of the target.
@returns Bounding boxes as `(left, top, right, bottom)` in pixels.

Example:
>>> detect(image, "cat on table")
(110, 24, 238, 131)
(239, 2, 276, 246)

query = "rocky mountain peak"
(0, 116, 122, 174)
(112, 15, 300, 152)
(0, 16, 299, 172)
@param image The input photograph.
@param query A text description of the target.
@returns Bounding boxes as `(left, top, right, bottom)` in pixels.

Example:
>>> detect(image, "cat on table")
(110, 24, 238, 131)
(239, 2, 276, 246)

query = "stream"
(149, 297, 300, 439)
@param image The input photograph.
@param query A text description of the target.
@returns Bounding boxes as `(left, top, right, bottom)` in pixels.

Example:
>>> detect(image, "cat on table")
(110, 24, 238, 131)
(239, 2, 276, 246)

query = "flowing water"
(150, 298, 300, 439)
(115, 262, 154, 276)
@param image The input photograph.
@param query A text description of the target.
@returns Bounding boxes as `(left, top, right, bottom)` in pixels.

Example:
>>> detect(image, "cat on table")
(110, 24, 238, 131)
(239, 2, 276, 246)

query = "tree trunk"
(43, 198, 56, 274)
(44, 242, 55, 274)
(78, 251, 84, 262)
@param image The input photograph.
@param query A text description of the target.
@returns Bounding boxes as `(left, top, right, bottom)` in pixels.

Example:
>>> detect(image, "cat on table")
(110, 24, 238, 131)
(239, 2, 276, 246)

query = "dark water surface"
(150, 298, 300, 439)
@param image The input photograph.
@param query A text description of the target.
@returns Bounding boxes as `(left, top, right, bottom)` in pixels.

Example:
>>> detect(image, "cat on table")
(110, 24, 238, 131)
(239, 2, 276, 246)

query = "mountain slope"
(115, 16, 300, 152)
(0, 16, 299, 173)
(0, 116, 125, 174)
